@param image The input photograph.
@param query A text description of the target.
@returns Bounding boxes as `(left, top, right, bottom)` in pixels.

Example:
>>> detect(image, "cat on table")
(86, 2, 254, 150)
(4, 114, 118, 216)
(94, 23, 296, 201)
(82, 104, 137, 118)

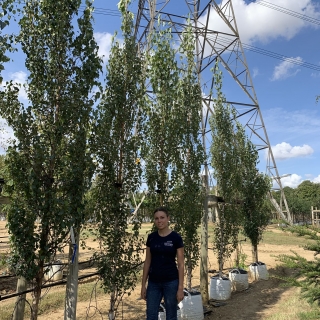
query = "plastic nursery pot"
(249, 261, 269, 281)
(158, 303, 166, 320)
(43, 260, 63, 282)
(179, 289, 204, 320)
(209, 275, 232, 301)
(158, 303, 182, 320)
(229, 268, 249, 291)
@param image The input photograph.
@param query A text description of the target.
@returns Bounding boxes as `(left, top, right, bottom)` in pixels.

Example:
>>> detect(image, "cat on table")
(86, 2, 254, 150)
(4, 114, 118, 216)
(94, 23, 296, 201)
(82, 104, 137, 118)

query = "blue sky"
(1, 0, 320, 188)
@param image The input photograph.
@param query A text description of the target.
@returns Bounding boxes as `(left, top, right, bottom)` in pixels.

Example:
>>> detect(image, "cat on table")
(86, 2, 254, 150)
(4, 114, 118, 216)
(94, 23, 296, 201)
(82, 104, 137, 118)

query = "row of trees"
(0, 1, 204, 318)
(210, 63, 271, 275)
(0, 0, 273, 319)
(272, 180, 320, 222)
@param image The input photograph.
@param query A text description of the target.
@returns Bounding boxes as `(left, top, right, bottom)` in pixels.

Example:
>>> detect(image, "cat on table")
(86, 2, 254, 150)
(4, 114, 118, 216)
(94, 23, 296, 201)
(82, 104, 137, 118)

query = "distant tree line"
(272, 180, 320, 223)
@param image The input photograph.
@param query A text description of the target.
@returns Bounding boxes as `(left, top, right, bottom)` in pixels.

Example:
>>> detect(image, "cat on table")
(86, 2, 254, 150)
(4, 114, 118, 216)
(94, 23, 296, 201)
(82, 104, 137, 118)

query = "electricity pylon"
(134, 0, 292, 225)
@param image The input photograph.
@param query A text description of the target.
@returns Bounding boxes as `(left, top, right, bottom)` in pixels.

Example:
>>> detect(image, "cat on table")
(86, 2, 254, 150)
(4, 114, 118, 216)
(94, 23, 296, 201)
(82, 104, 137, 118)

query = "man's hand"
(176, 287, 184, 303)
(141, 286, 147, 300)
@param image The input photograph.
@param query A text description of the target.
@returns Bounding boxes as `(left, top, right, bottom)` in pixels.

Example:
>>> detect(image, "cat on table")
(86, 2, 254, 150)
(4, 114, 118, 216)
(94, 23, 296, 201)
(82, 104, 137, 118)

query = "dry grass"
(264, 288, 320, 320)
(0, 280, 105, 320)
(1, 222, 320, 319)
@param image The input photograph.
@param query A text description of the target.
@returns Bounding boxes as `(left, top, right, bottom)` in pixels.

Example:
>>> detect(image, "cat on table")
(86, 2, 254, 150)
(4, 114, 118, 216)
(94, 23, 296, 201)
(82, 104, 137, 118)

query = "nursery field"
(0, 221, 319, 320)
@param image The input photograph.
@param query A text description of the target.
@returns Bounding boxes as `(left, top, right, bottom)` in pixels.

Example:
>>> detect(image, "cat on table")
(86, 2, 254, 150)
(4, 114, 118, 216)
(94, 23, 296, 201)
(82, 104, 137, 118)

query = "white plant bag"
(158, 303, 182, 320)
(44, 260, 63, 282)
(209, 276, 232, 300)
(249, 261, 269, 281)
(229, 268, 249, 291)
(158, 303, 166, 320)
(179, 289, 204, 320)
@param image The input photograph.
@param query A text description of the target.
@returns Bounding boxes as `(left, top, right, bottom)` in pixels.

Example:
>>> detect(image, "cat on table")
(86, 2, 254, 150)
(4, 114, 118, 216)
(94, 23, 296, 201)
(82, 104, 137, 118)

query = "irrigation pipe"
(0, 272, 100, 301)
(0, 260, 144, 301)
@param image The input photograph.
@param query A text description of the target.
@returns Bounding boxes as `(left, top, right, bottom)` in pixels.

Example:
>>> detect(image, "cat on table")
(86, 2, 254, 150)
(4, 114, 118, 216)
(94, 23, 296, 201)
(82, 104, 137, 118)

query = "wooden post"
(200, 175, 209, 305)
(64, 229, 80, 320)
(13, 277, 28, 320)
(312, 206, 314, 226)
(311, 207, 320, 226)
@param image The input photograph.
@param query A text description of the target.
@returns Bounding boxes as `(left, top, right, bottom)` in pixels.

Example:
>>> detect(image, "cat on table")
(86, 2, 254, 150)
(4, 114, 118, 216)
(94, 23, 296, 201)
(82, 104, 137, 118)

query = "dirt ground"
(0, 221, 316, 320)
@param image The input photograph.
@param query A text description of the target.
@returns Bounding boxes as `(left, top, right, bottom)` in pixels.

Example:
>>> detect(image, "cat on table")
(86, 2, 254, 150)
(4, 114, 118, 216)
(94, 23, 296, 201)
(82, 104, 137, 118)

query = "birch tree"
(90, 1, 146, 318)
(171, 22, 204, 290)
(0, 1, 100, 318)
(209, 63, 246, 276)
(241, 141, 271, 262)
(142, 22, 180, 207)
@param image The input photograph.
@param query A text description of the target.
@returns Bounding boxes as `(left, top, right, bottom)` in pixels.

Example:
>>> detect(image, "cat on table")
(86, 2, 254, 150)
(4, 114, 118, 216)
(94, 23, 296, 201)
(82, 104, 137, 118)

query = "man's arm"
(176, 247, 185, 303)
(141, 246, 151, 300)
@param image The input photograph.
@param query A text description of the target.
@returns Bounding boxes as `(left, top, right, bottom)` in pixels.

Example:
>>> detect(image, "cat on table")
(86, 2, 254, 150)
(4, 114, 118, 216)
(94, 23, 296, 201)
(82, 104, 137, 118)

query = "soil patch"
(0, 222, 317, 320)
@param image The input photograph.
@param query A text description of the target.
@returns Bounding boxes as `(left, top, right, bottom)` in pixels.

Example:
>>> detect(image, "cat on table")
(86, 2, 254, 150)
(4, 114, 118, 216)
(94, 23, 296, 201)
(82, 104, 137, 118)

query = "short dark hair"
(153, 206, 169, 216)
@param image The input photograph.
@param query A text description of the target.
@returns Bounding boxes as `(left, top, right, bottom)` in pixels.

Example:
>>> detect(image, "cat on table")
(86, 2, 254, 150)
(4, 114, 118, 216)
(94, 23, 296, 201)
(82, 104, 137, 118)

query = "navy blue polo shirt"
(146, 231, 184, 283)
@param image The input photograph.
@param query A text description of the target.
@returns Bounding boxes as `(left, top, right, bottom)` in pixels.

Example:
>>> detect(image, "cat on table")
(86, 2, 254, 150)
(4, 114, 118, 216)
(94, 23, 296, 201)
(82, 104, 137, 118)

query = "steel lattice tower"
(134, 0, 292, 223)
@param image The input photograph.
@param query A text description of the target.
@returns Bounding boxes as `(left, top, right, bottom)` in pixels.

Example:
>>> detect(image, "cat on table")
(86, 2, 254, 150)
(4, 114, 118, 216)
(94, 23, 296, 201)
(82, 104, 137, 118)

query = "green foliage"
(242, 174, 271, 256)
(209, 60, 271, 267)
(0, 154, 7, 177)
(272, 182, 320, 222)
(238, 251, 248, 270)
(304, 241, 320, 254)
(275, 225, 320, 309)
(0, 251, 9, 271)
(141, 21, 180, 206)
(170, 21, 204, 289)
(284, 225, 319, 240)
(0, 155, 11, 204)
(141, 19, 205, 289)
(298, 309, 320, 320)
(296, 181, 320, 205)
(90, 2, 146, 317)
(277, 251, 320, 306)
(0, 0, 101, 318)
(234, 100, 271, 262)
(209, 61, 247, 272)
(0, 0, 18, 84)
(241, 148, 271, 263)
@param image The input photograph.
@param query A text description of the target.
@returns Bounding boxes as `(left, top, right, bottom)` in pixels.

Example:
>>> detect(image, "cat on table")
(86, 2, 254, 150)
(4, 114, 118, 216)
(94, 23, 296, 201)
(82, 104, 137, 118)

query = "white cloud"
(1, 71, 28, 101)
(12, 71, 28, 100)
(271, 57, 302, 81)
(94, 32, 116, 64)
(11, 71, 26, 83)
(313, 175, 320, 183)
(311, 72, 320, 78)
(0, 71, 27, 153)
(281, 173, 303, 188)
(273, 174, 320, 188)
(272, 142, 314, 160)
(199, 0, 320, 45)
(252, 68, 260, 78)
(0, 118, 15, 154)
(263, 108, 320, 137)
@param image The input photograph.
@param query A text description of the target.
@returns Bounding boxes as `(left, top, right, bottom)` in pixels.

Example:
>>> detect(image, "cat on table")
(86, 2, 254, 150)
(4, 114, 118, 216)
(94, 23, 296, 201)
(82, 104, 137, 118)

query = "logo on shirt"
(164, 241, 173, 247)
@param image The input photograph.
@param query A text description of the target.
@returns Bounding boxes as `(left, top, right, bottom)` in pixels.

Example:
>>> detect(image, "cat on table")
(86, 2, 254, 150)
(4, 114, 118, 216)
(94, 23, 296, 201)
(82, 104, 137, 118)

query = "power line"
(8, 2, 319, 71)
(87, 1, 320, 26)
(12, 1, 320, 24)
(253, 0, 320, 26)
(206, 34, 320, 72)
(79, 5, 121, 17)
(242, 43, 320, 71)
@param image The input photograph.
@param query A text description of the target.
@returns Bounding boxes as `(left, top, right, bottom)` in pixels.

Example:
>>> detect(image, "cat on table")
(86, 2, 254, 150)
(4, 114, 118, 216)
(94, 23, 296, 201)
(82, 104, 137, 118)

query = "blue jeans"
(146, 279, 179, 320)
